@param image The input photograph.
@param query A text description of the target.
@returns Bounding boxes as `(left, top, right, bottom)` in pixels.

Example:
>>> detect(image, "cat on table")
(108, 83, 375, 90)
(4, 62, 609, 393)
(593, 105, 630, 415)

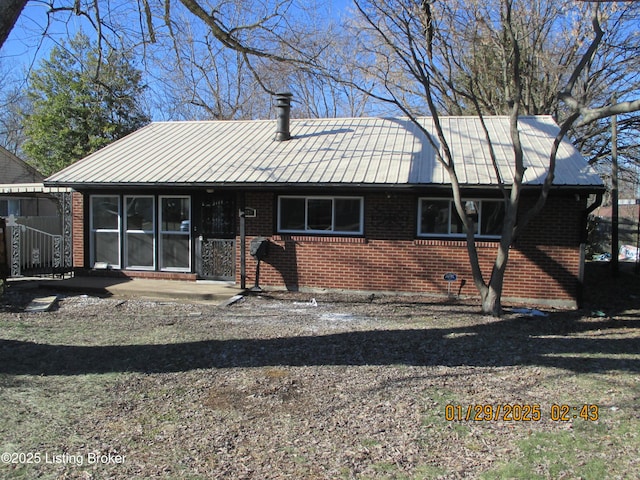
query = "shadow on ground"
(1, 262, 638, 376)
(1, 312, 638, 376)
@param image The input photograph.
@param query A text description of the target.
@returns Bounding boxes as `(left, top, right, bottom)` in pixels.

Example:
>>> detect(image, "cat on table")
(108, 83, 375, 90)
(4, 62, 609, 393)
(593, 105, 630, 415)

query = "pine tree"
(22, 33, 149, 175)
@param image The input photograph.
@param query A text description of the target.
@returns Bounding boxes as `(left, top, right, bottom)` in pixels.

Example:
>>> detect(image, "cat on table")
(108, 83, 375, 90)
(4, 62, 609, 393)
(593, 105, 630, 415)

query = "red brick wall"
(72, 189, 587, 306)
(72, 192, 84, 268)
(241, 191, 587, 307)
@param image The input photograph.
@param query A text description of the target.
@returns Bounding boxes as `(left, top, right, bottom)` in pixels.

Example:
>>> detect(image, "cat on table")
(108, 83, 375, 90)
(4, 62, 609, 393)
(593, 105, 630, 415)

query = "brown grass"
(0, 262, 638, 479)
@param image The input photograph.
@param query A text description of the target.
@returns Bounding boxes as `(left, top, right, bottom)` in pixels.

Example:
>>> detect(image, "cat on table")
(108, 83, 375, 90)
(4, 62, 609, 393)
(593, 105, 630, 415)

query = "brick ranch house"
(46, 96, 604, 308)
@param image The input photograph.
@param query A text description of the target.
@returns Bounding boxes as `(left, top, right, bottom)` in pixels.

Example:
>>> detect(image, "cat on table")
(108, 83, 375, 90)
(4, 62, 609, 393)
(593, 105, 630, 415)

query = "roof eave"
(44, 180, 606, 193)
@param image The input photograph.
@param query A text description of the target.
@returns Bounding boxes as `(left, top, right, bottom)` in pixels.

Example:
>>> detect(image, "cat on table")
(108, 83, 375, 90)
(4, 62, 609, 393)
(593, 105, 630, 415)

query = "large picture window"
(89, 194, 191, 273)
(278, 196, 363, 234)
(418, 198, 504, 238)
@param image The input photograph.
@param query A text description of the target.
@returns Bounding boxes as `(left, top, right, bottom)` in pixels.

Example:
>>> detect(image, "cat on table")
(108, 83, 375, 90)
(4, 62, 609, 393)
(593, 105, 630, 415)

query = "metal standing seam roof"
(45, 115, 604, 189)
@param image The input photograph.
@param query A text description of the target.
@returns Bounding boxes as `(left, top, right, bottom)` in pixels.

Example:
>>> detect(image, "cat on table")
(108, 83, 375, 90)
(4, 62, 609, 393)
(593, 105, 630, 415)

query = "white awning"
(0, 183, 72, 194)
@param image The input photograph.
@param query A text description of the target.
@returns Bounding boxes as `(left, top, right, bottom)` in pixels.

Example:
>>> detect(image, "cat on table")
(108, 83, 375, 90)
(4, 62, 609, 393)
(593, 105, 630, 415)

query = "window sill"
(272, 234, 367, 244)
(414, 238, 500, 248)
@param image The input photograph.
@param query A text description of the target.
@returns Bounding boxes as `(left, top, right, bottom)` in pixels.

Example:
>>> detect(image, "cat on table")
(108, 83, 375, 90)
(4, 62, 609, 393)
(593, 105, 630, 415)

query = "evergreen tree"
(22, 33, 149, 175)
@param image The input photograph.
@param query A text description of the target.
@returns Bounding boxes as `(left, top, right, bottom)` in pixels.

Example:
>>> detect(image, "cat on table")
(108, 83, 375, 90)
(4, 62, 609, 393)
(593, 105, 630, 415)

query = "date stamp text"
(445, 404, 599, 422)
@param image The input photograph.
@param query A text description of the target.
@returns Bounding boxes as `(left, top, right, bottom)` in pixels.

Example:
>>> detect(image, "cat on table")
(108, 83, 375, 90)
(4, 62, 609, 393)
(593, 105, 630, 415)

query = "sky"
(1, 2, 100, 88)
(0, 0, 351, 68)
(0, 0, 355, 120)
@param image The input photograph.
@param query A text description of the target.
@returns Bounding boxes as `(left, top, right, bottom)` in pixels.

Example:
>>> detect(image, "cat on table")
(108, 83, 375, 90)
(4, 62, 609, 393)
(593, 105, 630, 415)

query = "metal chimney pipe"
(275, 92, 293, 141)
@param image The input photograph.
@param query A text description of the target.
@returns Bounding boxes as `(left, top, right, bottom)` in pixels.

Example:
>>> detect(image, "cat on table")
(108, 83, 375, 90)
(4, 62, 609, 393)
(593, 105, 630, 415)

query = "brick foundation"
(75, 268, 197, 281)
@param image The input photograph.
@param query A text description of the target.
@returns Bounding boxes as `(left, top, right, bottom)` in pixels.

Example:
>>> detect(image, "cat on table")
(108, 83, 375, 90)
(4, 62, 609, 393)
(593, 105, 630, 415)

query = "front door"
(196, 193, 236, 280)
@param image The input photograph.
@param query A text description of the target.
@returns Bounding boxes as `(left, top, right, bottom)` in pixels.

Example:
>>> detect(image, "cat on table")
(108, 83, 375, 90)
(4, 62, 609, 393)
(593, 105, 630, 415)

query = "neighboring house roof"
(1, 145, 44, 184)
(45, 116, 604, 190)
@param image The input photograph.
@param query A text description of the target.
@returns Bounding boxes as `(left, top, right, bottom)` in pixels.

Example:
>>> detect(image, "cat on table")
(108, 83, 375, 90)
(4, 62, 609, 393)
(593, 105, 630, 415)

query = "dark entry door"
(196, 193, 236, 280)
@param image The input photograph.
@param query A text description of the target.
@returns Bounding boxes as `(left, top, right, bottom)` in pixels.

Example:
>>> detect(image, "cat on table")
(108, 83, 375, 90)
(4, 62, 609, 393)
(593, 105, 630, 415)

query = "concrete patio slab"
(29, 276, 246, 305)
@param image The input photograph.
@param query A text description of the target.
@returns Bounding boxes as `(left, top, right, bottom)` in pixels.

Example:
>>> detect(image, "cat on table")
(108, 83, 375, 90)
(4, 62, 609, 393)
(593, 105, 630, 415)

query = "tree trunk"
(480, 246, 509, 317)
(0, 0, 28, 49)
(481, 286, 502, 317)
(480, 201, 516, 317)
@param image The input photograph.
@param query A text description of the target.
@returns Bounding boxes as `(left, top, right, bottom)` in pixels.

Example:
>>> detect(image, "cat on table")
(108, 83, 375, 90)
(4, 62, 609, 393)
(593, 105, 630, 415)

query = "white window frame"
(124, 195, 156, 270)
(418, 198, 504, 239)
(90, 195, 122, 269)
(159, 195, 191, 272)
(277, 195, 364, 235)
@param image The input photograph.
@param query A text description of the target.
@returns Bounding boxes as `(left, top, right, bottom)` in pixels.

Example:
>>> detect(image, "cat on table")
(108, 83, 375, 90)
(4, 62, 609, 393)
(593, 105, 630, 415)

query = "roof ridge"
(148, 114, 555, 125)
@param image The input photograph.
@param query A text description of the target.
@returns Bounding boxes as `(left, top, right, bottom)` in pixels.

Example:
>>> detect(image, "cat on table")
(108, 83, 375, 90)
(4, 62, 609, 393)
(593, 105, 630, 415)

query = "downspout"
(586, 192, 604, 216)
(582, 191, 604, 245)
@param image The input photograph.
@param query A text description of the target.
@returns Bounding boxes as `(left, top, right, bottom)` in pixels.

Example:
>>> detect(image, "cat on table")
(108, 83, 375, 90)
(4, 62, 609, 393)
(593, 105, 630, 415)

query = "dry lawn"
(0, 263, 639, 479)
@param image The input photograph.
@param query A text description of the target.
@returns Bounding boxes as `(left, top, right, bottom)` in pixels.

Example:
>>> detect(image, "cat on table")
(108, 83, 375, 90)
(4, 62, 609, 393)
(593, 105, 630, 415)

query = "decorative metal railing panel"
(10, 222, 20, 277)
(54, 191, 73, 271)
(10, 224, 65, 276)
(4, 192, 73, 277)
(198, 238, 235, 280)
(5, 216, 72, 277)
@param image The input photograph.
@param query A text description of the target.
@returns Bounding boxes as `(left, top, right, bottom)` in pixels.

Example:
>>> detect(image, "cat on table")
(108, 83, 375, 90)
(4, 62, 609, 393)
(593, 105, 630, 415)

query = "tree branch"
(577, 99, 640, 125)
(177, 0, 303, 65)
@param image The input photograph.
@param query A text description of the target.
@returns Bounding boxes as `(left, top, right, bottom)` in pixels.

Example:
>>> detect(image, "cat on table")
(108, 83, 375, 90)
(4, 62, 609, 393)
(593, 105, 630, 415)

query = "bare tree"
(144, 2, 371, 120)
(344, 0, 640, 315)
(0, 60, 28, 153)
(1, 0, 375, 121)
(2, 0, 363, 121)
(255, 22, 377, 118)
(0, 86, 28, 154)
(0, 0, 322, 92)
(145, 18, 272, 120)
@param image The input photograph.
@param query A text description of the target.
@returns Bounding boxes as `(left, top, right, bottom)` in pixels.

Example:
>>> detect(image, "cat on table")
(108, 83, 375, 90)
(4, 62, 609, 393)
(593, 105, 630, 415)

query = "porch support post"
(10, 222, 20, 277)
(53, 191, 73, 272)
(239, 208, 246, 289)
